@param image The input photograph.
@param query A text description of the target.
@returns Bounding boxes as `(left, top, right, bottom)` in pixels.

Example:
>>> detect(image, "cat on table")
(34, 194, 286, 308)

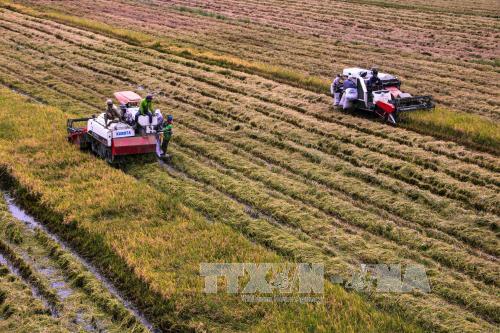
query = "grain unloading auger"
(341, 67, 434, 124)
(67, 91, 159, 163)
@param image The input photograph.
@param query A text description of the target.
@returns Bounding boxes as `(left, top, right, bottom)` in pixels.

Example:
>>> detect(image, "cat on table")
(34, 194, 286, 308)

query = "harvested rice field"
(0, 1, 498, 332)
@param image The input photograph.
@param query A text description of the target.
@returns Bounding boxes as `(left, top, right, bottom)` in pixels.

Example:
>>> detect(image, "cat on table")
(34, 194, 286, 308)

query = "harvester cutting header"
(67, 91, 173, 163)
(331, 67, 434, 124)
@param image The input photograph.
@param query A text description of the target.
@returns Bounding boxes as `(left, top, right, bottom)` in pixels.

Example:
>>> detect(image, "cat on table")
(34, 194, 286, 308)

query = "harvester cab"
(67, 91, 161, 163)
(341, 68, 434, 124)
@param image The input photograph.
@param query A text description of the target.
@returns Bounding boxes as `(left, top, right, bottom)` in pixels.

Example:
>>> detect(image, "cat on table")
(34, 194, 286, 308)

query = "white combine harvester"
(341, 67, 434, 124)
(67, 91, 161, 163)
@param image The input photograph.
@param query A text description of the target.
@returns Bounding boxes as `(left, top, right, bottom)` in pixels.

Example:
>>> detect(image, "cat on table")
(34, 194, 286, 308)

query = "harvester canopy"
(114, 91, 141, 106)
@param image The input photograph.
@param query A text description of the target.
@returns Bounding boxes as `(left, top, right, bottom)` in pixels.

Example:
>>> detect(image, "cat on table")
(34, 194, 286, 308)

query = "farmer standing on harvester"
(341, 76, 357, 110)
(367, 68, 382, 89)
(135, 94, 154, 125)
(331, 74, 346, 106)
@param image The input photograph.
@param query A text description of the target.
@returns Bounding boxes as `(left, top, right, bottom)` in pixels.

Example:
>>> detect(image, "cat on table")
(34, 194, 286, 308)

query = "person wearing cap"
(135, 94, 154, 125)
(330, 74, 344, 107)
(367, 68, 382, 90)
(160, 115, 173, 155)
(104, 98, 121, 127)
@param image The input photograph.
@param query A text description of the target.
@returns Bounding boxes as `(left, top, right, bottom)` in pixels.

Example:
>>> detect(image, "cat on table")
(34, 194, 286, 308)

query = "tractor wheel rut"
(0, 191, 155, 333)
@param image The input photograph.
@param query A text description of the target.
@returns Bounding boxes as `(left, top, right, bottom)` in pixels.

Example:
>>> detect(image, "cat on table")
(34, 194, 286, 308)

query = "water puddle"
(5, 196, 37, 228)
(3, 192, 156, 332)
(50, 280, 74, 300)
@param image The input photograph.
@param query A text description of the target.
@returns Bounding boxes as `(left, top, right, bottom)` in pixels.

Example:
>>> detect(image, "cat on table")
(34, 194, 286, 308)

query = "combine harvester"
(342, 67, 434, 124)
(67, 91, 163, 163)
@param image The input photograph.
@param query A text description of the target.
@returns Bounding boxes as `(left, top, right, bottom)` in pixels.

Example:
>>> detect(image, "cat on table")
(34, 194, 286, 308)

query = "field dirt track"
(0, 2, 498, 332)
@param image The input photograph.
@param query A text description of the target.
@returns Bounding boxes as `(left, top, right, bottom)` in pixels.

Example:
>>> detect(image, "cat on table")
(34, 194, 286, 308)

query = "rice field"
(0, 88, 424, 332)
(0, 192, 149, 332)
(15, 0, 500, 120)
(0, 1, 498, 332)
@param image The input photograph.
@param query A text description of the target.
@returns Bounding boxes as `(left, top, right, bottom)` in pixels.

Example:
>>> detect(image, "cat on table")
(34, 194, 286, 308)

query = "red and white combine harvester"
(342, 67, 434, 124)
(67, 91, 159, 163)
